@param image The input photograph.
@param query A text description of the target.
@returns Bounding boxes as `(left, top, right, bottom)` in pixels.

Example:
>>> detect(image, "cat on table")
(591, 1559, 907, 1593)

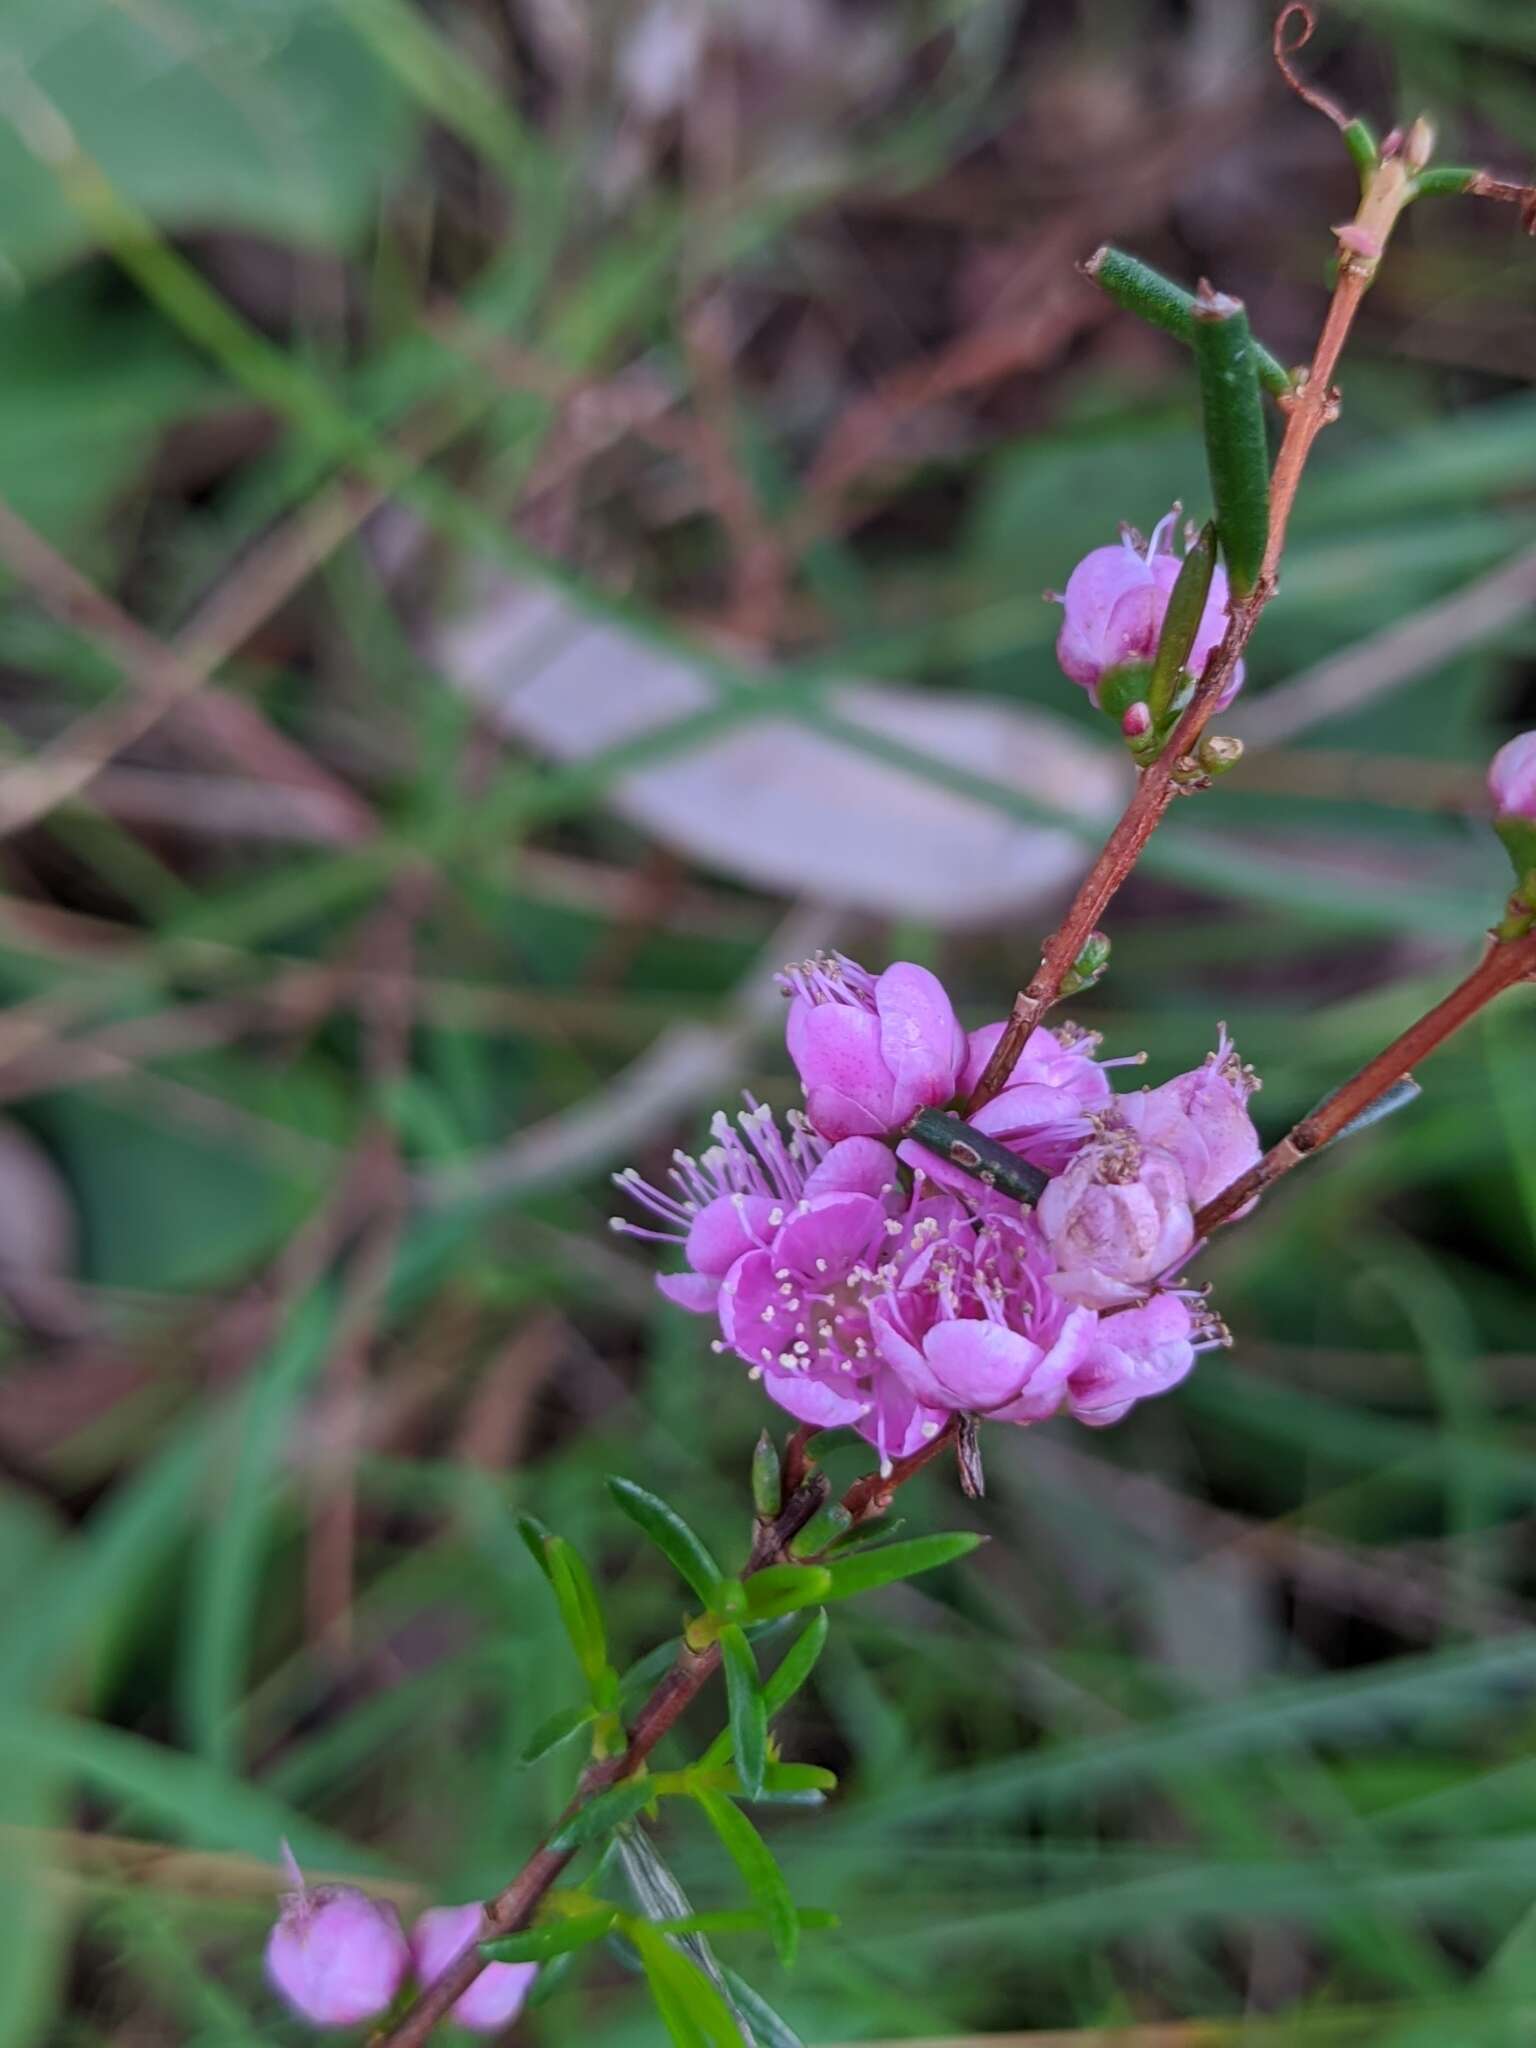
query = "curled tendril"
(1273, 4, 1352, 135)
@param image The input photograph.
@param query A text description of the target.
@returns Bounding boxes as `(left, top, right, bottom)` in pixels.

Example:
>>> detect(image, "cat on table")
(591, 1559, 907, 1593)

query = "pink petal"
(805, 1136, 902, 1206)
(685, 1194, 776, 1277)
(804, 1085, 890, 1141)
(874, 962, 966, 1111)
(772, 1193, 886, 1280)
(656, 1271, 720, 1313)
(412, 1904, 537, 2033)
(789, 1003, 898, 1132)
(870, 1300, 953, 1410)
(922, 1319, 1046, 1410)
(1055, 542, 1153, 688)
(761, 1365, 871, 1430)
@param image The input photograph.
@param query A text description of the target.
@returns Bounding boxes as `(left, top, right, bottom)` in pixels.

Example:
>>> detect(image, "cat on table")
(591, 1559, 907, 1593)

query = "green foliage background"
(0, 0, 1534, 2041)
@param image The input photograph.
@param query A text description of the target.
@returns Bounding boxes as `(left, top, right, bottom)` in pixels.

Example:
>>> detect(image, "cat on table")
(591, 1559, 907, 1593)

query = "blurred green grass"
(0, 1, 1535, 2043)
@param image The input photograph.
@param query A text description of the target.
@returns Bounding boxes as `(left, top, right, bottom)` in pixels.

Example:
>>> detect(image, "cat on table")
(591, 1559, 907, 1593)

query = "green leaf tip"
(606, 1475, 723, 1604)
(1083, 245, 1294, 398)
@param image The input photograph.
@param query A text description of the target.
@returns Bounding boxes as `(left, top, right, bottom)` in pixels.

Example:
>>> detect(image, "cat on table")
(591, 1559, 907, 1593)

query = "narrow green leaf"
(546, 1536, 609, 1689)
(1191, 289, 1270, 600)
(787, 1503, 853, 1559)
(740, 1565, 833, 1625)
(607, 1477, 722, 1603)
(720, 1625, 766, 1801)
(620, 1638, 681, 1700)
(1343, 116, 1379, 182)
(1413, 166, 1479, 198)
(520, 1702, 595, 1765)
(820, 1530, 984, 1599)
(516, 1513, 555, 1578)
(481, 1905, 618, 1963)
(762, 1762, 837, 1796)
(632, 1921, 747, 2048)
(696, 1790, 800, 1969)
(763, 1611, 830, 1718)
(1148, 521, 1216, 724)
(547, 1776, 654, 1854)
(1083, 246, 1293, 397)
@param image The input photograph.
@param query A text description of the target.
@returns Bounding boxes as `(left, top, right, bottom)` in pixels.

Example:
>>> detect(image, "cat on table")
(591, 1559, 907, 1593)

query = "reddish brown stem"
(377, 1434, 954, 2046)
(967, 148, 1420, 1117)
(1194, 930, 1536, 1236)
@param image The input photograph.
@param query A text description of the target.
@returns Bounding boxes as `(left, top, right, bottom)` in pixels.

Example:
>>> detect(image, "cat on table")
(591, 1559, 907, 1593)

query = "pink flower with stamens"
(1118, 1029, 1261, 1212)
(1037, 1129, 1194, 1308)
(616, 1102, 949, 1465)
(780, 953, 967, 1142)
(1053, 512, 1243, 709)
(411, 1904, 537, 2034)
(265, 1849, 409, 2029)
(870, 1207, 1097, 1424)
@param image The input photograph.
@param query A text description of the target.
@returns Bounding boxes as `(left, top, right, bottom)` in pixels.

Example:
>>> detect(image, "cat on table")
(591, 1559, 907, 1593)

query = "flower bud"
(780, 953, 966, 1141)
(1037, 1131, 1194, 1308)
(1121, 700, 1152, 739)
(1489, 731, 1536, 821)
(411, 1904, 538, 2034)
(1052, 512, 1244, 711)
(266, 1860, 410, 2029)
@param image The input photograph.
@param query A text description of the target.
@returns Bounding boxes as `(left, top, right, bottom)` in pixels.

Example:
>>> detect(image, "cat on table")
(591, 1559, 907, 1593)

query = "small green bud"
(751, 1431, 782, 1520)
(1059, 932, 1110, 1000)
(1098, 661, 1154, 722)
(1197, 733, 1244, 777)
(789, 1502, 854, 1559)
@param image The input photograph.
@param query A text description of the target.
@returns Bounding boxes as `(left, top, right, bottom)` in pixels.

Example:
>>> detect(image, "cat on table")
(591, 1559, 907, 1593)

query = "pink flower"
(1065, 1293, 1200, 1427)
(1489, 731, 1536, 821)
(617, 1103, 949, 1466)
(780, 953, 967, 1141)
(1053, 513, 1243, 710)
(265, 1856, 409, 2029)
(411, 1904, 537, 2034)
(871, 1209, 1097, 1424)
(1118, 1031, 1261, 1212)
(1037, 1130, 1194, 1308)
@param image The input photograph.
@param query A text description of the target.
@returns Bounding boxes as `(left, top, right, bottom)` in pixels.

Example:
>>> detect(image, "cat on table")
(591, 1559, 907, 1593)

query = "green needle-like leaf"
(547, 1777, 654, 1854)
(820, 1530, 984, 1600)
(520, 1702, 595, 1765)
(1084, 246, 1293, 396)
(632, 1921, 748, 2048)
(546, 1535, 610, 1691)
(1191, 288, 1271, 600)
(481, 1904, 618, 1963)
(740, 1564, 833, 1624)
(696, 1788, 800, 1968)
(607, 1477, 723, 1604)
(720, 1625, 767, 1801)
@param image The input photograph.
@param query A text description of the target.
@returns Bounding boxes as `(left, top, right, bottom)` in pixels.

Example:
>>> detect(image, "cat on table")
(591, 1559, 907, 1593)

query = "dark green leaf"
(751, 1432, 782, 1519)
(520, 1702, 594, 1765)
(696, 1790, 799, 1969)
(787, 1503, 853, 1559)
(647, 1909, 838, 1938)
(548, 1777, 654, 1854)
(820, 1531, 984, 1599)
(1191, 289, 1270, 600)
(481, 1905, 618, 1963)
(620, 1638, 681, 1700)
(607, 1477, 722, 1604)
(720, 1625, 766, 1801)
(516, 1514, 555, 1578)
(1148, 522, 1216, 723)
(632, 1921, 747, 2048)
(903, 1109, 1048, 1205)
(740, 1565, 833, 1625)
(546, 1535, 609, 1689)
(1082, 246, 1292, 396)
(762, 1762, 837, 1796)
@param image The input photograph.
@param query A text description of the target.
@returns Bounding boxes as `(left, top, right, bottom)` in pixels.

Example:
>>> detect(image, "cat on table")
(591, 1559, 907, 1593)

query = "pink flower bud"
(1121, 700, 1152, 739)
(780, 953, 967, 1141)
(1117, 1031, 1261, 1212)
(1037, 1131, 1194, 1308)
(412, 1904, 537, 2034)
(265, 1861, 409, 2029)
(1332, 222, 1383, 260)
(1489, 731, 1536, 821)
(1053, 512, 1244, 710)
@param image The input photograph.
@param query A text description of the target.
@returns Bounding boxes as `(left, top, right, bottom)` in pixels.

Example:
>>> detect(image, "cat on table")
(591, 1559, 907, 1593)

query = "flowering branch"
(1194, 929, 1536, 1236)
(967, 31, 1428, 1117)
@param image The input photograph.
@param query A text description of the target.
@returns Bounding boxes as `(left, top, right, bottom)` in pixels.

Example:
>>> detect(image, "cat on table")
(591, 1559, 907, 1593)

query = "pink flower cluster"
(266, 1855, 533, 2032)
(616, 955, 1258, 1460)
